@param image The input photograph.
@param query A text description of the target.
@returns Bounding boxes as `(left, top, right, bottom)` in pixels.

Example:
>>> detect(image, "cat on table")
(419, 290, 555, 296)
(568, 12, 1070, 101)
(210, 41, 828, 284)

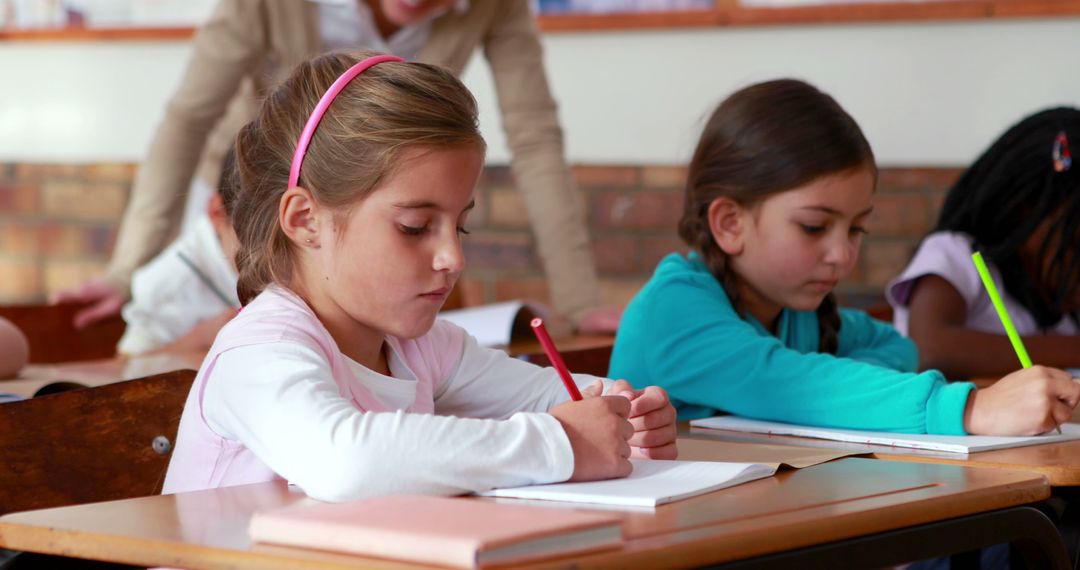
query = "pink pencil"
(529, 318, 583, 401)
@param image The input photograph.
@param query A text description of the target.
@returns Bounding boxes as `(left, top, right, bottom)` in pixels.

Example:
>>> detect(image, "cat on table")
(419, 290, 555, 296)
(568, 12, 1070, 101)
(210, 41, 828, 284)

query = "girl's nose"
(824, 236, 855, 267)
(433, 234, 465, 274)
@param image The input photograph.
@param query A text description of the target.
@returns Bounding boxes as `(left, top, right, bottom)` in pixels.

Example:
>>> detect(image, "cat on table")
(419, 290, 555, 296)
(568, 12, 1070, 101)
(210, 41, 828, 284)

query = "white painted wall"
(0, 17, 1077, 166)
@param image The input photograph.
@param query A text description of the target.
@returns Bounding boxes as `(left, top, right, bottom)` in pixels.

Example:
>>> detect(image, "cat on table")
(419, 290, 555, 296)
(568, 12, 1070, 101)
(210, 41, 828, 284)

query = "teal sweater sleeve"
(836, 308, 919, 372)
(609, 256, 973, 434)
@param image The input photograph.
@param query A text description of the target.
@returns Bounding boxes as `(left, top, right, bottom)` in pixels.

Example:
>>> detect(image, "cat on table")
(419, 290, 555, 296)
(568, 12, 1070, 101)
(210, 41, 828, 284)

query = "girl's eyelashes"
(399, 224, 428, 236)
(797, 222, 870, 236)
(398, 223, 471, 236)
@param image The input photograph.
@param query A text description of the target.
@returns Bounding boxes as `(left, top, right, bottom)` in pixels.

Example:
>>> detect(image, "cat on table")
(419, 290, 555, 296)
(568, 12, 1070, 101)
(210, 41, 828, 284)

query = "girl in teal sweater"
(609, 79, 1078, 435)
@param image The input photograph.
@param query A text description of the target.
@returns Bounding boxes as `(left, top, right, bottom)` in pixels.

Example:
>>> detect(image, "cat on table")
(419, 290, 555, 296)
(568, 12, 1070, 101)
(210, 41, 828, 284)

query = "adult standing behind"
(54, 0, 615, 333)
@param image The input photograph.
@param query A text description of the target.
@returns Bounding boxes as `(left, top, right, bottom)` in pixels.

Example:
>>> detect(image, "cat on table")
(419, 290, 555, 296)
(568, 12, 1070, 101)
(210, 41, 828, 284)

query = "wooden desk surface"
(0, 458, 1049, 570)
(507, 334, 614, 356)
(687, 426, 1080, 487)
(0, 351, 203, 398)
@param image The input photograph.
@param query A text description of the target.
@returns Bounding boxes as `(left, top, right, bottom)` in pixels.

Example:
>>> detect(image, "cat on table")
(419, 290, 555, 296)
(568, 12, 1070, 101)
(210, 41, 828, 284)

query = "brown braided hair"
(677, 79, 875, 353)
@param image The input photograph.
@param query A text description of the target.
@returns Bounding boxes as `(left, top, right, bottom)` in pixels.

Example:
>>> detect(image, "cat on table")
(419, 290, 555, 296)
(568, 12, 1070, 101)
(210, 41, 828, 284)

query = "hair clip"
(1053, 131, 1072, 173)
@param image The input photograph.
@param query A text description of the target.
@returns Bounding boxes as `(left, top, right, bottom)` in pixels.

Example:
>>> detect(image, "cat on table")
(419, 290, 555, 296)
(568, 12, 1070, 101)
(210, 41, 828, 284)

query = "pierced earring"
(304, 238, 313, 244)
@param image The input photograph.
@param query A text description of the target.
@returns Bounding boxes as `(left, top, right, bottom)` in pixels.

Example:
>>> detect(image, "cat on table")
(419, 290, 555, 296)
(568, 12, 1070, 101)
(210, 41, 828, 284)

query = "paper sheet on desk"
(690, 416, 1080, 454)
(480, 459, 776, 507)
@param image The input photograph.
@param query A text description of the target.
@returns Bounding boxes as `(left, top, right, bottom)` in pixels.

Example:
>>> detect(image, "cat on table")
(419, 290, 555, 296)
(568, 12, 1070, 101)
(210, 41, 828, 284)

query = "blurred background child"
(116, 150, 240, 356)
(888, 107, 1080, 379)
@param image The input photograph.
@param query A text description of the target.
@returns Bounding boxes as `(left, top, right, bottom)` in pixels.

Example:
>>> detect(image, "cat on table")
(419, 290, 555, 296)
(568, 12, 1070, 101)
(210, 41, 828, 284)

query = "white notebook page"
(690, 416, 1080, 454)
(481, 459, 777, 507)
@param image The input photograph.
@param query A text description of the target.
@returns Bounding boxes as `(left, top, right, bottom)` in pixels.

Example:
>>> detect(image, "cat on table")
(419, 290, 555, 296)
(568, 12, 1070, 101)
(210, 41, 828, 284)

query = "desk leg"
(717, 505, 1069, 570)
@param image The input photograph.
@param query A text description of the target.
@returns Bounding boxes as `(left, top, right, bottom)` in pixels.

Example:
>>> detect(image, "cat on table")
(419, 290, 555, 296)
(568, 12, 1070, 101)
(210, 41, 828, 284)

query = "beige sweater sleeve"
(105, 0, 269, 295)
(479, 0, 601, 323)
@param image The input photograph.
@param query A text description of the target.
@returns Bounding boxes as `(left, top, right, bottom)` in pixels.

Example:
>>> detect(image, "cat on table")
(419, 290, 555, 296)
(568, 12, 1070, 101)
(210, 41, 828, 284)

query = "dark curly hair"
(934, 107, 1080, 329)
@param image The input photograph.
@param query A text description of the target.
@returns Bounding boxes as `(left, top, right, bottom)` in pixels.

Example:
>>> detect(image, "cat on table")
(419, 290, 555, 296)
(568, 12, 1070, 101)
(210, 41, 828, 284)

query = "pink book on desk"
(249, 494, 623, 568)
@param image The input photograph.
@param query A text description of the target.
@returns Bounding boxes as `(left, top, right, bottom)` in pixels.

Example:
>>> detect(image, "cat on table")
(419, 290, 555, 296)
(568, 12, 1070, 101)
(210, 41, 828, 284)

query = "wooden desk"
(0, 303, 125, 363)
(0, 458, 1067, 569)
(511, 334, 614, 377)
(687, 426, 1080, 487)
(675, 436, 860, 468)
(0, 351, 202, 399)
(507, 334, 614, 357)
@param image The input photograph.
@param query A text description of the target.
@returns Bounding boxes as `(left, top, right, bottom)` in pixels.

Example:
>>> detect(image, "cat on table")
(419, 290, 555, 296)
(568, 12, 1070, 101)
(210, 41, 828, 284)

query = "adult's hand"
(50, 277, 125, 329)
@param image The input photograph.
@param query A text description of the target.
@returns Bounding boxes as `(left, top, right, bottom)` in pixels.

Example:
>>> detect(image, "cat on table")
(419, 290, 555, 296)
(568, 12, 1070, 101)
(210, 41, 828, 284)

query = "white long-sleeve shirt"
(163, 286, 607, 502)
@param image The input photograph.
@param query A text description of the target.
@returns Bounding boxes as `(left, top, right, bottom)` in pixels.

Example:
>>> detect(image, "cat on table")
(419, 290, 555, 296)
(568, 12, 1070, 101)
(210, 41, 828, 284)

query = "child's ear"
(279, 186, 322, 248)
(206, 192, 228, 225)
(707, 197, 746, 256)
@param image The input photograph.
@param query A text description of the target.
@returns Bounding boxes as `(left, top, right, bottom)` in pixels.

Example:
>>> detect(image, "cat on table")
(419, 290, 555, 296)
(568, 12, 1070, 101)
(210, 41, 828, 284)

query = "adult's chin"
(382, 0, 430, 26)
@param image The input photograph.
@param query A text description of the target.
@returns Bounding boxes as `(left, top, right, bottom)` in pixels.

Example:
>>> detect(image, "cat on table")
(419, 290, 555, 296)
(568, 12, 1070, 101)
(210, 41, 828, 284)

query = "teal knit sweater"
(609, 253, 973, 434)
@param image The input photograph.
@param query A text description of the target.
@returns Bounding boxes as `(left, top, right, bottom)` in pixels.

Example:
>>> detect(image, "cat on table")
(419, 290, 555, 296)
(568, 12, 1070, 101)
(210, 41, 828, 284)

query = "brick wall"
(0, 163, 962, 309)
(0, 164, 131, 303)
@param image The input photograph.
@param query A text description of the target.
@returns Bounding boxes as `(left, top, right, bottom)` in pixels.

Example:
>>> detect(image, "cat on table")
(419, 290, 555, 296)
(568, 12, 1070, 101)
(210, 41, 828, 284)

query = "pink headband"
(288, 54, 405, 189)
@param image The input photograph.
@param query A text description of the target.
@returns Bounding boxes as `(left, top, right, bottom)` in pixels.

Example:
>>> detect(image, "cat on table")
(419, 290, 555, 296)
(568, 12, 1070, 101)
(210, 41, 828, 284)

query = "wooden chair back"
(521, 343, 615, 378)
(0, 369, 195, 515)
(0, 303, 126, 364)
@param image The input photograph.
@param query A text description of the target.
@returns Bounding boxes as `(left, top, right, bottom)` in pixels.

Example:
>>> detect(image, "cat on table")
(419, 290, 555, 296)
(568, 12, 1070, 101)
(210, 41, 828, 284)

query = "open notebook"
(249, 494, 622, 568)
(481, 459, 777, 507)
(690, 416, 1080, 454)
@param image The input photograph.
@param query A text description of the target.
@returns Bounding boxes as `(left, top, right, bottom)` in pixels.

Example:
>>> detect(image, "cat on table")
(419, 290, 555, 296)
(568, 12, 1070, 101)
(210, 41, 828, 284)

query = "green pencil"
(971, 251, 1058, 433)
(971, 252, 1033, 368)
